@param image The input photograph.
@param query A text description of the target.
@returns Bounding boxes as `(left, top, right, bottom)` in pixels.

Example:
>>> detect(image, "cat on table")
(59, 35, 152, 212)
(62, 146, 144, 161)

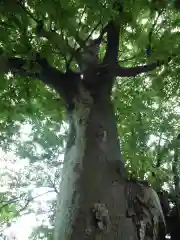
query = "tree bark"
(54, 81, 137, 239)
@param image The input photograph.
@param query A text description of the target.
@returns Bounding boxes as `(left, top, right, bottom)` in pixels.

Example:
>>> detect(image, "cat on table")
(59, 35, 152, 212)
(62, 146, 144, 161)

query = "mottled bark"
(54, 81, 137, 239)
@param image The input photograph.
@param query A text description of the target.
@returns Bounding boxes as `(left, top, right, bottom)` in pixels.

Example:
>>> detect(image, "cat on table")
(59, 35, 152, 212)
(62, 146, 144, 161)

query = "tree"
(1, 0, 180, 239)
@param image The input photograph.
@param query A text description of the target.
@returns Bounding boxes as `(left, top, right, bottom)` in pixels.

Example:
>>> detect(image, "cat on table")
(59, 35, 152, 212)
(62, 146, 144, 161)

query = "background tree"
(1, 0, 180, 239)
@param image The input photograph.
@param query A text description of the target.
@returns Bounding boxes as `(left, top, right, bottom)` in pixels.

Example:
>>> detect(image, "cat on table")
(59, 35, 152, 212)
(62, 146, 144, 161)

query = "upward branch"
(103, 21, 121, 65)
(103, 1, 123, 66)
(0, 53, 80, 105)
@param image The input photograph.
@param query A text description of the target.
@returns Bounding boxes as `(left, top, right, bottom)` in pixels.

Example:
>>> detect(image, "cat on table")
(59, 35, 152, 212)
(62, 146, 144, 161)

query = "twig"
(0, 193, 26, 211)
(16, 0, 38, 23)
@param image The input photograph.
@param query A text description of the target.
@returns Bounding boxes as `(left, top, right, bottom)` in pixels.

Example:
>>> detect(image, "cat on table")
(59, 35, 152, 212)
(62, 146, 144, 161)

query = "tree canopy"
(1, 0, 180, 239)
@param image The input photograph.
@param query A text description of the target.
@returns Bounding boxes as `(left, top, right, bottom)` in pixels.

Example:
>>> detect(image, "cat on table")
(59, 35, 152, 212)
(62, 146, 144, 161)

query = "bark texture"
(54, 81, 137, 239)
(0, 3, 169, 240)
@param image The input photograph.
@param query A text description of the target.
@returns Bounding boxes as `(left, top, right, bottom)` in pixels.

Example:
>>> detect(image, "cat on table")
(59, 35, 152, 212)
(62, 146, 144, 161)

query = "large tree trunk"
(54, 81, 137, 239)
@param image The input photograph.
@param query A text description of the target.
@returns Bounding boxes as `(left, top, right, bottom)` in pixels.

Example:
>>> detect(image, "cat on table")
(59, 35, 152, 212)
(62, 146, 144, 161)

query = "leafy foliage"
(0, 0, 180, 239)
(0, 193, 17, 224)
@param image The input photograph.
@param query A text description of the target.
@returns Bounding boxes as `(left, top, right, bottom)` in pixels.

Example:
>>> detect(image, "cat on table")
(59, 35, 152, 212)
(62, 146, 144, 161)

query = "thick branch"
(0, 55, 39, 78)
(102, 0, 123, 65)
(114, 61, 163, 77)
(103, 21, 120, 65)
(0, 53, 80, 104)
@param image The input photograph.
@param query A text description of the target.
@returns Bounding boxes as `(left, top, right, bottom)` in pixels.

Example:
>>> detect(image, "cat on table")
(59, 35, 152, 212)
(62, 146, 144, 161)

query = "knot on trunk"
(92, 202, 111, 232)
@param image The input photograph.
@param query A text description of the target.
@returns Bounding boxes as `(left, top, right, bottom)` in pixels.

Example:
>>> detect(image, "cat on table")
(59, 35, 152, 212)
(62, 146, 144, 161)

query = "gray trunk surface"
(54, 84, 137, 239)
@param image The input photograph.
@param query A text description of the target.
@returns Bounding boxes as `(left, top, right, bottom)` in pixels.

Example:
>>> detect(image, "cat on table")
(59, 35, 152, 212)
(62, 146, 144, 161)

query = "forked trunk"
(54, 83, 136, 239)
